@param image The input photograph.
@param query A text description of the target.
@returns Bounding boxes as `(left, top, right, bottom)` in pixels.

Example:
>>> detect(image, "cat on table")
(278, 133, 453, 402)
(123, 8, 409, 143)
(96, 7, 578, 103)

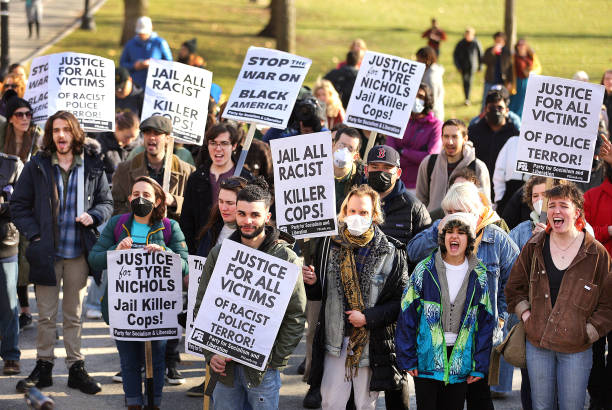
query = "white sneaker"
(86, 309, 103, 320)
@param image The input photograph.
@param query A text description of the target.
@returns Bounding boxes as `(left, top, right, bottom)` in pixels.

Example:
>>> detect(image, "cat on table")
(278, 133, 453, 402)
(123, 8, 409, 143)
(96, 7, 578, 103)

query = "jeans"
(526, 340, 592, 410)
(85, 270, 106, 311)
(0, 256, 19, 361)
(212, 365, 281, 410)
(116, 339, 167, 407)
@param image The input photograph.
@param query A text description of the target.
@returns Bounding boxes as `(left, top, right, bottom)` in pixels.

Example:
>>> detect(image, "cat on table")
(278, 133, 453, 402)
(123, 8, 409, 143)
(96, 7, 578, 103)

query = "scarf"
(338, 225, 374, 379)
(473, 206, 501, 254)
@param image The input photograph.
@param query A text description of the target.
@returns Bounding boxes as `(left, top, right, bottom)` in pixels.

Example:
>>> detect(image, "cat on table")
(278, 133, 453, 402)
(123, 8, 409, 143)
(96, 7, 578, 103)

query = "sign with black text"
(141, 60, 212, 145)
(270, 131, 337, 239)
(515, 75, 605, 182)
(107, 250, 182, 341)
(188, 241, 299, 371)
(345, 51, 425, 139)
(24, 52, 115, 132)
(222, 47, 311, 128)
(186, 255, 206, 358)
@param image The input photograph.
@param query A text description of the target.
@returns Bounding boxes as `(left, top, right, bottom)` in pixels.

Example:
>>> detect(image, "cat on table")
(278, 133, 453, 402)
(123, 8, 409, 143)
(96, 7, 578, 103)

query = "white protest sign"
(24, 52, 115, 132)
(141, 60, 212, 145)
(107, 249, 182, 341)
(222, 47, 311, 128)
(270, 131, 337, 239)
(188, 240, 299, 371)
(345, 51, 425, 139)
(186, 255, 206, 358)
(514, 74, 605, 182)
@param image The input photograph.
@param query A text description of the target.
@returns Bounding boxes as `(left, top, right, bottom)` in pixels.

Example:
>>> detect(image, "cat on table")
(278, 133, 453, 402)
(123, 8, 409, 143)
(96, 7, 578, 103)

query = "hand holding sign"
(210, 355, 232, 376)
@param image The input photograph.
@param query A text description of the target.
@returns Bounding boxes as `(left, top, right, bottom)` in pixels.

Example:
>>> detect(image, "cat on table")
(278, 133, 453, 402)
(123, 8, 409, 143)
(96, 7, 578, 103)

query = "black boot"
(16, 360, 53, 392)
(303, 385, 322, 409)
(68, 360, 101, 394)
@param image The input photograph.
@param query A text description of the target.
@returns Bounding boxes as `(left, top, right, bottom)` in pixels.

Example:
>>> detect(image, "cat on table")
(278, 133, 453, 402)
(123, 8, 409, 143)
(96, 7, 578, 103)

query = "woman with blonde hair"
(314, 78, 345, 129)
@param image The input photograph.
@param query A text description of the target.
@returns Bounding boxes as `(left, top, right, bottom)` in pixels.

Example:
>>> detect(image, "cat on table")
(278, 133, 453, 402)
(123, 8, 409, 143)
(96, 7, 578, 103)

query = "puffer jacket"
(396, 251, 494, 384)
(505, 231, 612, 353)
(307, 226, 408, 392)
(193, 226, 306, 388)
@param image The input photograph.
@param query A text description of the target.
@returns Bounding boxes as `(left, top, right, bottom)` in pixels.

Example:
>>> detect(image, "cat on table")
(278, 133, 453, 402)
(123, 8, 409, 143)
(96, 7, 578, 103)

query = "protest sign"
(141, 60, 212, 145)
(107, 249, 182, 341)
(222, 47, 311, 128)
(188, 240, 299, 371)
(344, 51, 425, 139)
(186, 255, 206, 358)
(24, 52, 115, 132)
(270, 131, 337, 239)
(514, 75, 605, 182)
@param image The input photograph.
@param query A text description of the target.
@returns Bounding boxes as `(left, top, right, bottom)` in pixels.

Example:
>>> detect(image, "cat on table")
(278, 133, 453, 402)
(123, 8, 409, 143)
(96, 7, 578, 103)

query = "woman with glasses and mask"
(179, 124, 251, 254)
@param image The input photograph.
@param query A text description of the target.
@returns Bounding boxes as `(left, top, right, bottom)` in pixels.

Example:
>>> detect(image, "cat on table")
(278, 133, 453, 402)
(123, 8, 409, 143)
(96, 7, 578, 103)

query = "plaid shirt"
(53, 155, 82, 259)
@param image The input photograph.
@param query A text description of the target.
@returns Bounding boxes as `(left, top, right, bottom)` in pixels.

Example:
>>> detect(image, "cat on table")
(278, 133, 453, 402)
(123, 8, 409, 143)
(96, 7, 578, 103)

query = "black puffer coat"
(379, 179, 431, 245)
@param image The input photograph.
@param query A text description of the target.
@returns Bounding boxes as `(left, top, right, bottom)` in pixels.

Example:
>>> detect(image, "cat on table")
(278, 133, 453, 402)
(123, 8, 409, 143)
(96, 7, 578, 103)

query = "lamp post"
(0, 0, 9, 76)
(81, 0, 95, 30)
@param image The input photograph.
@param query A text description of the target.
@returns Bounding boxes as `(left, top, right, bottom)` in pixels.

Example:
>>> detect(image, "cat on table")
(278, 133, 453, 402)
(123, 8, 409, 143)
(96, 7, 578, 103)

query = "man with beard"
(193, 177, 306, 410)
(11, 111, 112, 395)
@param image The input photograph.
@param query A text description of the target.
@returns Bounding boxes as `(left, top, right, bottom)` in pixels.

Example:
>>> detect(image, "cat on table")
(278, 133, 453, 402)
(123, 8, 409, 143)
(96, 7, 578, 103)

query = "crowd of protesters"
(0, 14, 610, 410)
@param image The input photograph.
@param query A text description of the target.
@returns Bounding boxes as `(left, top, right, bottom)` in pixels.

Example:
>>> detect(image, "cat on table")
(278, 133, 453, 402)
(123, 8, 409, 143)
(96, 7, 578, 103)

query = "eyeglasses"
(208, 140, 232, 148)
(220, 176, 248, 189)
(13, 111, 32, 119)
(3, 84, 17, 90)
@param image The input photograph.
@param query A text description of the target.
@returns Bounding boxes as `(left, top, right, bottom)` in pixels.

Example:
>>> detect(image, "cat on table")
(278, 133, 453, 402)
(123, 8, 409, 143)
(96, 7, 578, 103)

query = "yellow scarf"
(474, 207, 501, 254)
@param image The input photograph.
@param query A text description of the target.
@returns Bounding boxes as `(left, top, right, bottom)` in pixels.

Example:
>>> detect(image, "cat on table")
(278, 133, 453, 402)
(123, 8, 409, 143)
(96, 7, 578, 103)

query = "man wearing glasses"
(111, 115, 194, 221)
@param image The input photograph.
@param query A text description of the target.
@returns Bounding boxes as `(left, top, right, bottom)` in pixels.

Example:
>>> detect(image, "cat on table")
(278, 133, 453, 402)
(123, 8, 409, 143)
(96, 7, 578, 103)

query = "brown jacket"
(111, 152, 194, 219)
(505, 231, 612, 354)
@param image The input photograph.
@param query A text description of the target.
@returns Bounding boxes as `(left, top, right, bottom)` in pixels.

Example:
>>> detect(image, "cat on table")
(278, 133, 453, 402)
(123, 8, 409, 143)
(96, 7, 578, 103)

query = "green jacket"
(193, 226, 306, 388)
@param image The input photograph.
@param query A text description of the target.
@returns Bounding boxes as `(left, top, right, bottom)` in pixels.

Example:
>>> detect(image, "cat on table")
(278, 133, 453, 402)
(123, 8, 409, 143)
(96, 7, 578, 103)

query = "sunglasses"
(13, 111, 32, 119)
(3, 84, 17, 90)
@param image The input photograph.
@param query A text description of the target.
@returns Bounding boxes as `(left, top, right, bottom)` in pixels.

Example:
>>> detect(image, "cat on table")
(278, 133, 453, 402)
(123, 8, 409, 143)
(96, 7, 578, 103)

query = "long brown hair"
(4, 123, 38, 162)
(131, 176, 167, 225)
(41, 111, 85, 156)
(196, 176, 248, 244)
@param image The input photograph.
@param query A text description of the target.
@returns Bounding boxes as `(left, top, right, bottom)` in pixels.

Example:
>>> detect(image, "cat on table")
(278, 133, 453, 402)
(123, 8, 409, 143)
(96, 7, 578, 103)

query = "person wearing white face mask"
(387, 83, 442, 192)
(331, 127, 366, 211)
(303, 185, 409, 410)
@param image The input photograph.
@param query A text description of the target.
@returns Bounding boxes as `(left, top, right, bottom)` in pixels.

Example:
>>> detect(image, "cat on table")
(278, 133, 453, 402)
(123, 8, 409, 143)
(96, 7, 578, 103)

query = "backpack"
(426, 154, 477, 183)
(113, 213, 172, 245)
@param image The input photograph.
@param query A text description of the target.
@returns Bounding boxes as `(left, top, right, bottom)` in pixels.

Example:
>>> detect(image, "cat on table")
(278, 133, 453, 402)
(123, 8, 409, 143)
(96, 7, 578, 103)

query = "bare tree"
(120, 0, 149, 46)
(276, 0, 295, 53)
(504, 0, 517, 50)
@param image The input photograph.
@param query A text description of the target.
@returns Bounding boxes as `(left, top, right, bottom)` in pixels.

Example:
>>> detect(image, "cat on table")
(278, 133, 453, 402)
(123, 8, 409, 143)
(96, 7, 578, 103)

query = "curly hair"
(437, 219, 476, 257)
(544, 182, 584, 213)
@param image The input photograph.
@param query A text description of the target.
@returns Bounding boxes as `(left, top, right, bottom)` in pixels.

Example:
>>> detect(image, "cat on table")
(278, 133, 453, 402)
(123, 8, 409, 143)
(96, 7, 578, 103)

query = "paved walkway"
(5, 0, 107, 66)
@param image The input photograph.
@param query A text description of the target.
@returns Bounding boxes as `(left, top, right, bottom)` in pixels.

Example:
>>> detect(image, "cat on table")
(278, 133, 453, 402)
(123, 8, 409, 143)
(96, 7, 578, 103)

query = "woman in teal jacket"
(88, 176, 188, 410)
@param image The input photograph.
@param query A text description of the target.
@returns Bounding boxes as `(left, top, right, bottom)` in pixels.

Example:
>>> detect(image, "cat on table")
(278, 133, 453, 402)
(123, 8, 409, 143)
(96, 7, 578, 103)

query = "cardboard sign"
(107, 250, 182, 341)
(270, 131, 337, 239)
(515, 75, 605, 182)
(141, 60, 212, 145)
(344, 51, 425, 139)
(188, 240, 299, 371)
(24, 52, 115, 132)
(222, 47, 311, 128)
(186, 255, 206, 358)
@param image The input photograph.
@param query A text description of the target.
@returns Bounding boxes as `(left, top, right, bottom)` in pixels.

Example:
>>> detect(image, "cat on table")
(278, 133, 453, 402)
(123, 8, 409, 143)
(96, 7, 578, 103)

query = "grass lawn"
(47, 0, 612, 122)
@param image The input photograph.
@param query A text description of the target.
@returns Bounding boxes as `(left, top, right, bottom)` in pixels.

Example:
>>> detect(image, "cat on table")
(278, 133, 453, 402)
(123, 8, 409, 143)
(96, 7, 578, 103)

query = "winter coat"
(10, 140, 113, 285)
(407, 219, 519, 323)
(193, 226, 306, 388)
(396, 251, 494, 384)
(120, 32, 173, 88)
(482, 45, 513, 85)
(378, 179, 431, 245)
(453, 38, 483, 74)
(307, 227, 408, 392)
(0, 153, 22, 258)
(115, 84, 144, 117)
(95, 132, 139, 183)
(111, 152, 194, 220)
(415, 141, 490, 212)
(584, 179, 612, 255)
(386, 111, 442, 189)
(468, 116, 520, 180)
(505, 231, 612, 353)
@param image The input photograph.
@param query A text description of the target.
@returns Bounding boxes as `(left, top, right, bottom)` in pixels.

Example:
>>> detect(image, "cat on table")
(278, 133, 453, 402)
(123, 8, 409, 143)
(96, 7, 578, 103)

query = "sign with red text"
(515, 75, 605, 182)
(188, 240, 299, 371)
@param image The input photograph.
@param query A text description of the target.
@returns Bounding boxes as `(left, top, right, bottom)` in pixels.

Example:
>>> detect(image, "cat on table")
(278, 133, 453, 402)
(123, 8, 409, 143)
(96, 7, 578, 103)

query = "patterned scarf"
(338, 225, 374, 380)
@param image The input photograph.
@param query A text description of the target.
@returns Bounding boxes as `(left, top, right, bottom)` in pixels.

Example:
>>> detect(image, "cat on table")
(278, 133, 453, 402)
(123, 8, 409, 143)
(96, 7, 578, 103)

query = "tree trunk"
(504, 0, 517, 50)
(276, 0, 295, 53)
(257, 0, 279, 38)
(120, 0, 149, 46)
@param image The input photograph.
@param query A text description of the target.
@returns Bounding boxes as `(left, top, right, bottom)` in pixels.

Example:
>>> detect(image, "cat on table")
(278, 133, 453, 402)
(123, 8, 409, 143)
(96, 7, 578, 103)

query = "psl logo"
(516, 161, 529, 172)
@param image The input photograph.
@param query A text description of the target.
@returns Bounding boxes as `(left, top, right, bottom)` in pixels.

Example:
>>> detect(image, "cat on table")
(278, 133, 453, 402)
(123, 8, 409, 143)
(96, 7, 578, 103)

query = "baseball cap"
(367, 145, 400, 167)
(115, 67, 130, 89)
(135, 16, 153, 35)
(140, 115, 172, 135)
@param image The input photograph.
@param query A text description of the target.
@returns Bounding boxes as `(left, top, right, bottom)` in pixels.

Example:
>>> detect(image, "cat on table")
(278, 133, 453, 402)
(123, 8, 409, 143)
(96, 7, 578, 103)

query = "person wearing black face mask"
(467, 89, 519, 198)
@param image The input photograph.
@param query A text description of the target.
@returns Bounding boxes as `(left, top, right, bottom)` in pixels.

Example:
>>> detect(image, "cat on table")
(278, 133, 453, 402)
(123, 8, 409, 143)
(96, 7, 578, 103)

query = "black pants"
(588, 331, 612, 407)
(17, 285, 29, 308)
(520, 367, 533, 410)
(165, 338, 180, 368)
(466, 375, 494, 410)
(414, 377, 467, 410)
(462, 71, 473, 101)
(384, 384, 410, 410)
